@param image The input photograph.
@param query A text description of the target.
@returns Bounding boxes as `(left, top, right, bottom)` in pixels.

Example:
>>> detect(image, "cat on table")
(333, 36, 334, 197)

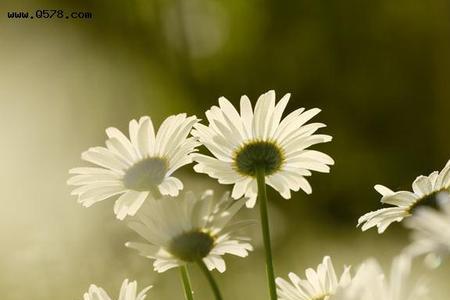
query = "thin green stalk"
(179, 265, 194, 300)
(256, 166, 277, 300)
(197, 260, 223, 300)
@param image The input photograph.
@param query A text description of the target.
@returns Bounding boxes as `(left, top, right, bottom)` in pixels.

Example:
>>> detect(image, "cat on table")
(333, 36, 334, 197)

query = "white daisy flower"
(192, 90, 334, 207)
(358, 159, 450, 233)
(125, 190, 253, 273)
(404, 191, 450, 268)
(275, 256, 351, 300)
(333, 256, 428, 300)
(82, 279, 151, 300)
(68, 114, 199, 220)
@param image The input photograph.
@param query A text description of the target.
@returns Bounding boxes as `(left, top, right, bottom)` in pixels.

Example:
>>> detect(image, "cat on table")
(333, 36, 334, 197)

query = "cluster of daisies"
(69, 90, 450, 300)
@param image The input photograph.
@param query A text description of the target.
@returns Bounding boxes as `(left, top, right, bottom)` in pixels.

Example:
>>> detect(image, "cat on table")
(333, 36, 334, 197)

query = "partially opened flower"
(358, 159, 450, 233)
(276, 256, 351, 300)
(125, 190, 253, 273)
(68, 114, 199, 220)
(192, 90, 334, 207)
(82, 279, 151, 300)
(404, 191, 450, 268)
(334, 256, 428, 300)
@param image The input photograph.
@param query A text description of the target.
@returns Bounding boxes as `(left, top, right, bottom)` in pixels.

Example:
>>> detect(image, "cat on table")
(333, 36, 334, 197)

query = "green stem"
(179, 265, 194, 300)
(197, 260, 223, 300)
(256, 167, 277, 300)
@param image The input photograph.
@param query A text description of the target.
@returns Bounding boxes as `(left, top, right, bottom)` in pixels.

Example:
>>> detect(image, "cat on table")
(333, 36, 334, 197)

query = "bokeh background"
(1, 0, 450, 299)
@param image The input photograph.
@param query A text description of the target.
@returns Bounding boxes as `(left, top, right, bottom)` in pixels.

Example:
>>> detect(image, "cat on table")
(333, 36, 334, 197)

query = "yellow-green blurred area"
(1, 0, 450, 299)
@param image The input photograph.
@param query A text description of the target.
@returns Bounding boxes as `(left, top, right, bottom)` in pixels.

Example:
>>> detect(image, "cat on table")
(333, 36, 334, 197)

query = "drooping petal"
(114, 191, 149, 220)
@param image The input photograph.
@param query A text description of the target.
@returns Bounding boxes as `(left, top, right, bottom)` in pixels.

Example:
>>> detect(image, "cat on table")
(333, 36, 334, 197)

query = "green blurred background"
(1, 0, 450, 299)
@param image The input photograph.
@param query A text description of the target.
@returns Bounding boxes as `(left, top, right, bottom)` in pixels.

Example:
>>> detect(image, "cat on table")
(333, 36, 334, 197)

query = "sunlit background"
(1, 0, 450, 299)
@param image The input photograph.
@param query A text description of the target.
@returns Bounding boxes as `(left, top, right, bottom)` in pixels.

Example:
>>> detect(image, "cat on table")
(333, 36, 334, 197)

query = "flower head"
(125, 190, 253, 273)
(333, 256, 428, 300)
(358, 159, 450, 233)
(404, 191, 450, 268)
(192, 90, 334, 207)
(68, 114, 199, 220)
(276, 256, 351, 300)
(82, 279, 151, 300)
